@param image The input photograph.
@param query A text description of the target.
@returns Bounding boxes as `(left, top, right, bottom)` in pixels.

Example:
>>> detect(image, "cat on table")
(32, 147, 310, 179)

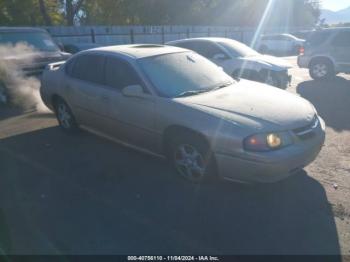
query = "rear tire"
(309, 59, 335, 80)
(53, 97, 79, 133)
(166, 132, 216, 183)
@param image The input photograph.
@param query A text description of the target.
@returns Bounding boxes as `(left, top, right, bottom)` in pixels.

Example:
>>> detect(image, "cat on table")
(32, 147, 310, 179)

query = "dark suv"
(0, 27, 71, 104)
(298, 28, 350, 80)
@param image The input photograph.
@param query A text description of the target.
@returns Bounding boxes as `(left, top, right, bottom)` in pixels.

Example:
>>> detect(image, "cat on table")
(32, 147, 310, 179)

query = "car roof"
(167, 37, 234, 45)
(82, 44, 187, 59)
(64, 43, 102, 48)
(167, 37, 252, 51)
(0, 27, 48, 33)
(261, 33, 294, 37)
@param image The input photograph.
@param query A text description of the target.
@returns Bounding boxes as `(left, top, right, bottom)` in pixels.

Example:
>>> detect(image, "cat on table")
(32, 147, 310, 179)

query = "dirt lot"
(287, 57, 350, 256)
(0, 57, 349, 256)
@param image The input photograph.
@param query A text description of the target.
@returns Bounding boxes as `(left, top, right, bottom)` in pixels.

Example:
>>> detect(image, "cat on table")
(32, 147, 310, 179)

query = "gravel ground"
(286, 57, 350, 255)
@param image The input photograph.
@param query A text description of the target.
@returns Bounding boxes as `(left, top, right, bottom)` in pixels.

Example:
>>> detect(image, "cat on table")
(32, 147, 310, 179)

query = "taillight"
(299, 46, 305, 55)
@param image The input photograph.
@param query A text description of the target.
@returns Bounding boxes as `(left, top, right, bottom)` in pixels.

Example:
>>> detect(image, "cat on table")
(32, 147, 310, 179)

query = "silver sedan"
(41, 45, 325, 183)
(167, 37, 292, 89)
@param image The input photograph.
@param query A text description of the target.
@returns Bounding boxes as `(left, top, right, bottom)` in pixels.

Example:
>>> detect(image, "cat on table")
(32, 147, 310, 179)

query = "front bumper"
(215, 117, 326, 183)
(261, 69, 291, 89)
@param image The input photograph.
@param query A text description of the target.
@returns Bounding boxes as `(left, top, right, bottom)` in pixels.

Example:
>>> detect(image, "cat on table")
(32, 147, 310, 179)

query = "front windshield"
(218, 39, 259, 57)
(0, 32, 59, 52)
(138, 52, 234, 98)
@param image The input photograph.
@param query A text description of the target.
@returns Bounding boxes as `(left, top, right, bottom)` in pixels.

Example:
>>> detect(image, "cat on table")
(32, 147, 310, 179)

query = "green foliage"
(0, 0, 320, 27)
(0, 0, 63, 26)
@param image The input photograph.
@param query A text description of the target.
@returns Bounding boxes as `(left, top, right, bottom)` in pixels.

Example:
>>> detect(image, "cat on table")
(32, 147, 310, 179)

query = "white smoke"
(0, 43, 49, 112)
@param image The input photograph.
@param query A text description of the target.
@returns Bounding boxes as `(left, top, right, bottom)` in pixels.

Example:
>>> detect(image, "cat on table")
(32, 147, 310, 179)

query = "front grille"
(293, 117, 319, 140)
(22, 65, 46, 76)
(21, 58, 66, 77)
(297, 131, 316, 140)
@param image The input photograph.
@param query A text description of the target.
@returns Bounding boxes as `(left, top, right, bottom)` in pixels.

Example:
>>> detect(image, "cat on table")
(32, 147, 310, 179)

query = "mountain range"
(321, 6, 350, 24)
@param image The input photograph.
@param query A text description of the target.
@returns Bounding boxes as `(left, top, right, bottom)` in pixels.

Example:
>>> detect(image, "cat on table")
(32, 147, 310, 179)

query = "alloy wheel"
(57, 103, 72, 129)
(174, 144, 206, 182)
(312, 63, 328, 78)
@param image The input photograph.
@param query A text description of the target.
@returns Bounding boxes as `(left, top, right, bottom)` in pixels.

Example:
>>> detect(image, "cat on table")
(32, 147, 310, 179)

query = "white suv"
(167, 37, 292, 89)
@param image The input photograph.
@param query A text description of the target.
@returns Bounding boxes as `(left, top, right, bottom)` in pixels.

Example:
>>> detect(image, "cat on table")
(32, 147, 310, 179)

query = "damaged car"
(0, 27, 71, 104)
(167, 37, 292, 89)
(41, 45, 325, 183)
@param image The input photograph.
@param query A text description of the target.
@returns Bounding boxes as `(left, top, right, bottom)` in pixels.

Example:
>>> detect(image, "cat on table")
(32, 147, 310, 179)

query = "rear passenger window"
(71, 54, 105, 85)
(332, 32, 350, 47)
(307, 31, 332, 47)
(105, 57, 143, 90)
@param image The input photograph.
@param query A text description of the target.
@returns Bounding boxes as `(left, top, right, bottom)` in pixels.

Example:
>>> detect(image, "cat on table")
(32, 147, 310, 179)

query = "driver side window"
(105, 57, 145, 91)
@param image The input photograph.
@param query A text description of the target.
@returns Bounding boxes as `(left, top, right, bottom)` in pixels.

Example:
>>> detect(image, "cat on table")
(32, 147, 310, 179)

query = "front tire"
(0, 82, 8, 105)
(309, 59, 335, 80)
(167, 133, 216, 183)
(54, 98, 79, 133)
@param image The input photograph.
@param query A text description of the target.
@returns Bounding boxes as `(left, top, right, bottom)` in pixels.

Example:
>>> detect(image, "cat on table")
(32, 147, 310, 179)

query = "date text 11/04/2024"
(127, 256, 220, 261)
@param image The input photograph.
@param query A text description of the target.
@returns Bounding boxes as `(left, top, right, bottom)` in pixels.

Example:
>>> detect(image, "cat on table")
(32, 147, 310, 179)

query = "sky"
(322, 0, 350, 11)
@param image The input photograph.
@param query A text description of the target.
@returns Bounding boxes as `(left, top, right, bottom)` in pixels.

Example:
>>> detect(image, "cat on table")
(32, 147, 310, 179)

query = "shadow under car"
(0, 126, 341, 256)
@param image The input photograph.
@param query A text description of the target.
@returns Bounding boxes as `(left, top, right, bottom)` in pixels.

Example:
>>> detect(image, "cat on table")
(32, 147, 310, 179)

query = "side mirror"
(122, 85, 144, 97)
(212, 53, 227, 61)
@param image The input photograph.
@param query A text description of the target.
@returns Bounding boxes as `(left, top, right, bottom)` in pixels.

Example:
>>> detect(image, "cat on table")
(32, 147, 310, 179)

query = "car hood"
(3, 51, 71, 66)
(240, 55, 292, 70)
(178, 80, 315, 131)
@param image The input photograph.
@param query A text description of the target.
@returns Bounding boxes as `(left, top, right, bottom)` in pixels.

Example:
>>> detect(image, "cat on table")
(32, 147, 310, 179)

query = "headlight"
(243, 132, 292, 152)
(266, 133, 282, 148)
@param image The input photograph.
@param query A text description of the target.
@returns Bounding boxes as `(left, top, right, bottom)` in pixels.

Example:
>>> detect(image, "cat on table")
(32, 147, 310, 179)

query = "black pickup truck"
(0, 27, 71, 104)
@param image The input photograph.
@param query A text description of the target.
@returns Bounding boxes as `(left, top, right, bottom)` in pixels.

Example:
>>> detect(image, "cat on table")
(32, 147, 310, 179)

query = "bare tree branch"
(38, 0, 52, 26)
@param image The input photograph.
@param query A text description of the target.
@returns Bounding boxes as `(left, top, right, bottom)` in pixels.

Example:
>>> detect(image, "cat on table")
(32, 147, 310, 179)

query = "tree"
(0, 0, 63, 26)
(38, 0, 52, 26)
(0, 0, 321, 27)
(79, 0, 320, 27)
(60, 0, 85, 25)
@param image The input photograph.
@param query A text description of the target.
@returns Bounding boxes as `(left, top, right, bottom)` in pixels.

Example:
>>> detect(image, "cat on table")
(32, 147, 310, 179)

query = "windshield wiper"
(175, 89, 210, 98)
(211, 81, 234, 91)
(176, 82, 234, 98)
